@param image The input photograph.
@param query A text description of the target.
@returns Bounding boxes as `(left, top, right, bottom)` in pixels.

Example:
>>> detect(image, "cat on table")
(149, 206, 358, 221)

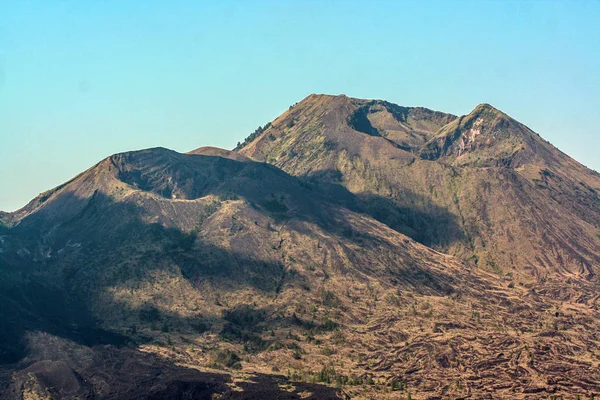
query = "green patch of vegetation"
(390, 379, 406, 391)
(486, 259, 503, 275)
(220, 305, 269, 352)
(331, 330, 345, 345)
(190, 320, 210, 334)
(320, 289, 341, 308)
(157, 225, 198, 252)
(234, 122, 272, 150)
(262, 194, 288, 214)
(321, 347, 335, 356)
(208, 349, 242, 370)
(267, 340, 284, 351)
(386, 293, 402, 307)
(288, 364, 382, 389)
(220, 323, 267, 351)
(217, 191, 239, 201)
(321, 318, 339, 332)
(223, 304, 265, 327)
(139, 305, 162, 322)
(198, 200, 222, 225)
(290, 312, 316, 330)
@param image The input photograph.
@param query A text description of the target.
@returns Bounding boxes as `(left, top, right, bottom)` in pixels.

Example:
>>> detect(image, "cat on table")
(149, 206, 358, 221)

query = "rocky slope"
(1, 96, 600, 399)
(239, 94, 600, 283)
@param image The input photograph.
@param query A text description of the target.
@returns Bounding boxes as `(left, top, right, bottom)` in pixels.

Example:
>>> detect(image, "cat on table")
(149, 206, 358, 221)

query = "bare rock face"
(1, 95, 600, 399)
(419, 103, 555, 168)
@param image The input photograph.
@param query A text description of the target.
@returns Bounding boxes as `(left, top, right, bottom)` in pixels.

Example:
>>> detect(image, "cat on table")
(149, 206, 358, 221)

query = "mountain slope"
(419, 103, 549, 167)
(2, 96, 600, 399)
(238, 94, 600, 283)
(0, 147, 538, 399)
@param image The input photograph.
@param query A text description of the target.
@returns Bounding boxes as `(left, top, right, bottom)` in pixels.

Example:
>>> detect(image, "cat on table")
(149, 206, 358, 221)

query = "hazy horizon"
(1, 1, 599, 212)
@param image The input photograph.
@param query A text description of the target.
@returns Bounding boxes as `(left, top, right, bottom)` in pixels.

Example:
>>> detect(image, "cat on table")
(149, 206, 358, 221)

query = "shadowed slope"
(6, 145, 600, 398)
(0, 147, 502, 399)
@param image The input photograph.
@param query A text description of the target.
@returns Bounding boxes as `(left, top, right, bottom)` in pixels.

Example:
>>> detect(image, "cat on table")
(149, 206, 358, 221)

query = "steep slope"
(0, 148, 495, 397)
(239, 94, 600, 283)
(4, 146, 600, 398)
(419, 103, 551, 167)
(346, 100, 457, 151)
(421, 102, 600, 228)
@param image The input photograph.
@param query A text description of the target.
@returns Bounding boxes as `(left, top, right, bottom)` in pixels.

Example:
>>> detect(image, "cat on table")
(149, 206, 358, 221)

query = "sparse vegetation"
(208, 349, 242, 370)
(320, 289, 341, 308)
(139, 305, 162, 322)
(262, 194, 288, 213)
(234, 122, 272, 150)
(197, 199, 222, 225)
(4, 95, 600, 400)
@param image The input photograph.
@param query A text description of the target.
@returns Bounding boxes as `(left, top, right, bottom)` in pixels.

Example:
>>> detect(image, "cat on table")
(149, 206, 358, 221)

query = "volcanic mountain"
(1, 95, 599, 399)
(239, 95, 600, 284)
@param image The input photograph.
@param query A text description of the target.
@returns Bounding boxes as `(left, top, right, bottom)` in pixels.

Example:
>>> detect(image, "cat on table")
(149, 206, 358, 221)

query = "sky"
(1, 1, 599, 212)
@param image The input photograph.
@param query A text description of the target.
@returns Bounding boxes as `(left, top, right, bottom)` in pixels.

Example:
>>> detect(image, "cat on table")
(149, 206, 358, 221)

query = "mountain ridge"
(238, 94, 600, 282)
(2, 94, 600, 399)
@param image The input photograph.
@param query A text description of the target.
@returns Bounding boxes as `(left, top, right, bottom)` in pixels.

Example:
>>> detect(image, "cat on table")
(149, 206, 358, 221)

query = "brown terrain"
(1, 94, 599, 399)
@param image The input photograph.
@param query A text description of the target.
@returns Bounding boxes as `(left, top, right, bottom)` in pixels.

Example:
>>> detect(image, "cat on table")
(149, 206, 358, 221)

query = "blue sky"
(1, 1, 599, 211)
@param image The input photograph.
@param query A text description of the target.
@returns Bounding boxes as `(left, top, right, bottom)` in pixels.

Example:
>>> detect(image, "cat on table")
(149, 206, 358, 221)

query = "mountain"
(239, 94, 600, 283)
(419, 103, 547, 167)
(1, 95, 600, 399)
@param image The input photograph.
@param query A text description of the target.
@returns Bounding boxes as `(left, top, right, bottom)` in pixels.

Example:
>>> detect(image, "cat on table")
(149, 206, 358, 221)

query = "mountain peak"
(296, 93, 350, 105)
(473, 102, 500, 112)
(235, 93, 577, 173)
(238, 94, 458, 163)
(468, 103, 513, 123)
(418, 102, 548, 167)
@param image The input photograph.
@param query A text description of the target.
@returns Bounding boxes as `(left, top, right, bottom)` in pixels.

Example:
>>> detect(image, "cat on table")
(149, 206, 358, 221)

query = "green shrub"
(234, 122, 272, 150)
(209, 349, 242, 370)
(217, 192, 239, 201)
(139, 305, 161, 322)
(198, 200, 222, 225)
(321, 347, 335, 356)
(321, 319, 338, 331)
(262, 196, 288, 213)
(320, 290, 341, 308)
(223, 304, 265, 328)
(190, 320, 210, 334)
